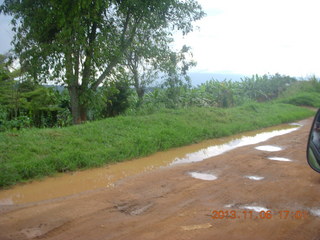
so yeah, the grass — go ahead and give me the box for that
[0,102,314,188]
[276,79,320,108]
[277,92,320,108]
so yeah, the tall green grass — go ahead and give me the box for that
[277,78,320,108]
[278,92,320,108]
[0,103,314,188]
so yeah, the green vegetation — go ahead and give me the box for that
[1,69,320,188]
[278,92,320,108]
[277,76,320,108]
[1,1,320,189]
[0,103,314,188]
[1,0,205,124]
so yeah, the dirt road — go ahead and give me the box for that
[1,118,320,240]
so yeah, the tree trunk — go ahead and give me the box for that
[132,70,144,107]
[136,87,144,107]
[80,105,87,122]
[68,86,88,124]
[69,86,82,125]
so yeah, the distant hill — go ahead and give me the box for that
[43,73,248,90]
[188,72,247,86]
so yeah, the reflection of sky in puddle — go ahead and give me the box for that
[290,123,303,126]
[309,208,320,217]
[241,205,269,212]
[244,176,264,181]
[268,157,291,162]
[255,145,282,152]
[172,128,297,165]
[225,203,269,212]
[189,172,217,181]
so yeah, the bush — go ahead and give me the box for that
[278,92,320,108]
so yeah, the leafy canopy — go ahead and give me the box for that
[0,0,205,87]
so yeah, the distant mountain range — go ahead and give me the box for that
[188,72,248,86]
[45,72,249,90]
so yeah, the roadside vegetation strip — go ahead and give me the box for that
[277,92,320,108]
[0,103,314,188]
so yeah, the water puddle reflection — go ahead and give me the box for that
[255,145,282,152]
[309,208,320,217]
[225,203,269,212]
[244,176,264,181]
[189,172,217,181]
[0,123,300,205]
[172,128,296,165]
[290,123,303,126]
[268,157,292,162]
[241,205,270,212]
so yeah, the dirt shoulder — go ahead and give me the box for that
[1,118,320,240]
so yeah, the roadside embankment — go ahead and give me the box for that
[0,103,314,188]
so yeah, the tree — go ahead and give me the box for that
[0,54,12,101]
[125,42,161,107]
[124,20,174,107]
[0,53,21,119]
[161,45,196,107]
[1,0,205,124]
[102,79,131,117]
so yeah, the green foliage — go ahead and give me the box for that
[281,76,320,96]
[0,103,313,188]
[130,73,295,111]
[160,46,195,108]
[196,79,240,107]
[278,92,320,108]
[1,116,31,131]
[0,71,317,131]
[0,68,10,82]
[0,53,68,130]
[102,80,132,117]
[239,73,296,102]
[277,76,320,108]
[126,88,167,115]
[0,78,70,130]
[0,0,205,123]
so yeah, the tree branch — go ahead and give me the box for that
[91,11,140,90]
[82,21,97,88]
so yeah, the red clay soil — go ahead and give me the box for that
[1,118,320,240]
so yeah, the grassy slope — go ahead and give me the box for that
[276,80,320,108]
[0,103,314,188]
[277,92,320,108]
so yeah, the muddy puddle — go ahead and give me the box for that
[172,128,296,164]
[268,157,292,162]
[310,208,320,217]
[188,172,217,181]
[0,123,300,205]
[244,176,264,181]
[240,205,270,212]
[255,145,283,152]
[224,203,269,212]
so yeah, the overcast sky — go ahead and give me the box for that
[175,0,320,77]
[1,0,320,78]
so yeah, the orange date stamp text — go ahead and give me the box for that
[210,210,309,220]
